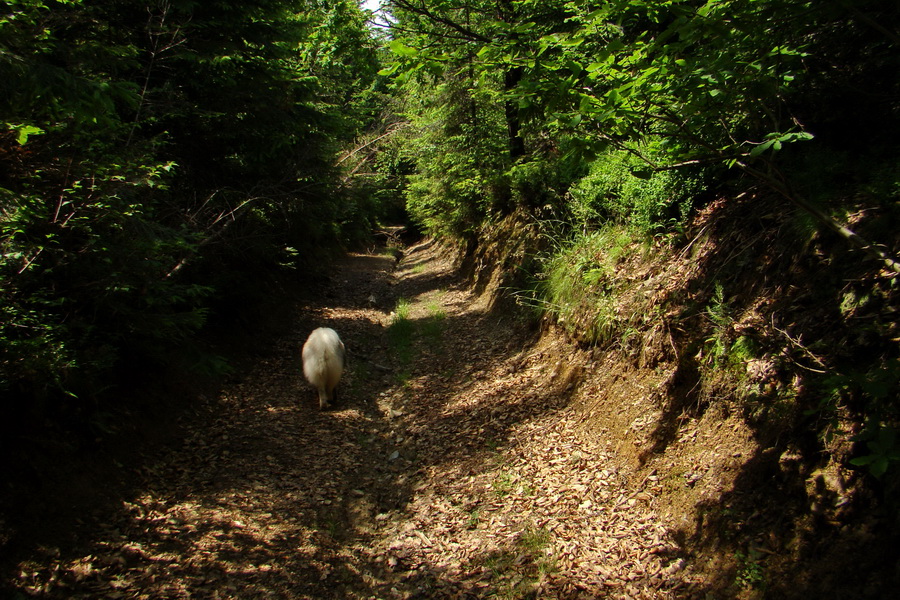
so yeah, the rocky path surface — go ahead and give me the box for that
[11,240,700,599]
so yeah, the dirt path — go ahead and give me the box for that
[11,240,702,599]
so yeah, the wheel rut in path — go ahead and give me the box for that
[9,240,699,599]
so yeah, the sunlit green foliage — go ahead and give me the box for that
[396,56,510,238]
[382,0,898,238]
[536,227,642,345]
[567,144,706,234]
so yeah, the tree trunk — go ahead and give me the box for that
[504,65,525,160]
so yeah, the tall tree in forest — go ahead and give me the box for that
[383,0,578,235]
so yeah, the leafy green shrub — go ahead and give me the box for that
[397,69,509,239]
[405,150,490,239]
[567,145,707,235]
[702,283,761,370]
[0,158,212,406]
[851,425,900,478]
[734,549,767,591]
[506,137,589,209]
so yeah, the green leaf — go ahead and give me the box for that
[12,124,44,145]
[389,40,419,57]
[514,22,536,34]
[749,139,776,157]
[378,62,401,77]
[871,458,889,478]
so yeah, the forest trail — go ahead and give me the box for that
[11,240,701,599]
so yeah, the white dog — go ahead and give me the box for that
[301,327,345,409]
